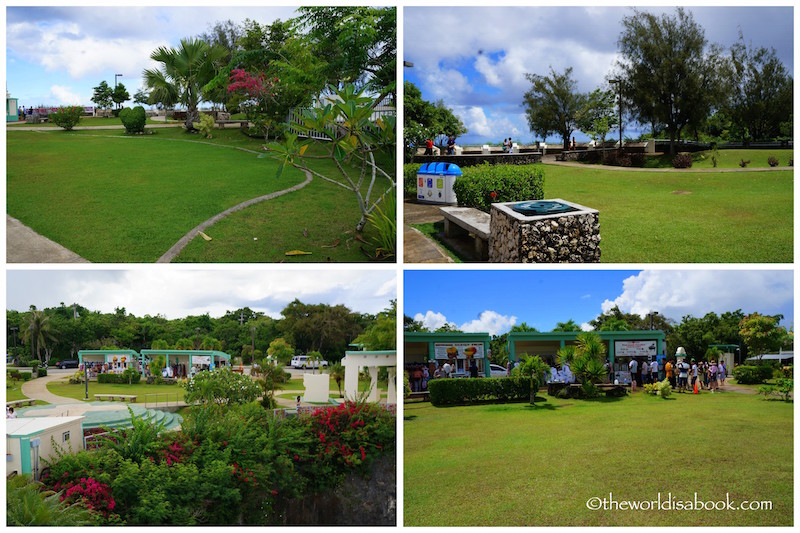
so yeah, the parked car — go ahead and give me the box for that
[490,364,509,377]
[290,355,329,369]
[56,359,79,369]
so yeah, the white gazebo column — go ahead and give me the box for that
[343,360,360,401]
[387,367,396,404]
[368,366,379,402]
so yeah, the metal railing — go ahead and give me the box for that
[144,392,183,409]
[287,99,396,141]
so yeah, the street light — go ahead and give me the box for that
[114,74,123,90]
[649,311,659,330]
[609,79,623,148]
[403,61,414,68]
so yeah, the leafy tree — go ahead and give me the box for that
[184,367,260,405]
[726,35,793,142]
[404,81,467,159]
[143,38,228,130]
[352,300,396,350]
[328,361,345,397]
[739,313,785,360]
[552,319,582,332]
[617,8,723,154]
[306,350,324,375]
[577,87,618,149]
[112,83,130,110]
[597,317,630,332]
[510,322,539,333]
[523,66,585,149]
[267,337,294,365]
[403,314,428,332]
[257,361,286,408]
[561,332,608,386]
[268,84,395,232]
[133,89,150,106]
[91,81,113,111]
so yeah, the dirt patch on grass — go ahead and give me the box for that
[671,190,692,195]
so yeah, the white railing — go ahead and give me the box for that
[287,99,395,141]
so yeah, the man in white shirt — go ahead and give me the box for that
[628,358,638,391]
[650,359,659,382]
[677,360,690,392]
[641,358,650,384]
[442,361,452,378]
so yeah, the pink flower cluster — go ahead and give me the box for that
[60,477,116,517]
[227,69,278,99]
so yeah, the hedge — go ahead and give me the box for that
[429,377,530,406]
[97,370,141,385]
[37,368,47,377]
[404,163,421,197]
[20,372,32,381]
[454,163,545,211]
[733,364,774,385]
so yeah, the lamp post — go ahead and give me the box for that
[649,311,659,330]
[609,79,623,148]
[114,74,123,91]
[195,327,201,350]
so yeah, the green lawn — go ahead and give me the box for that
[7,127,394,262]
[46,381,185,403]
[404,391,792,526]
[543,164,792,262]
[640,149,794,169]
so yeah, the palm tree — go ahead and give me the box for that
[23,310,57,363]
[555,345,576,368]
[143,38,227,130]
[517,354,550,405]
[328,361,345,397]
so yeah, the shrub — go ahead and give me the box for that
[767,155,780,167]
[739,159,750,168]
[97,370,141,385]
[192,113,215,138]
[21,372,33,381]
[672,153,693,168]
[428,377,530,406]
[37,368,48,377]
[454,164,545,211]
[10,371,22,381]
[788,159,793,167]
[404,164,421,197]
[732,364,773,384]
[629,153,646,167]
[119,106,146,134]
[49,106,83,131]
[184,367,260,405]
[657,379,672,398]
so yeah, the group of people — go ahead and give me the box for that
[502,137,514,153]
[627,358,728,393]
[422,136,458,156]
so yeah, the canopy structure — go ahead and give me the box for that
[746,352,793,362]
[139,349,231,370]
[341,350,396,403]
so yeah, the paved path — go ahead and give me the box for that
[7,215,90,263]
[542,154,791,172]
[20,371,76,405]
[403,200,454,263]
[6,123,182,132]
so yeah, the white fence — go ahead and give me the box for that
[287,99,395,141]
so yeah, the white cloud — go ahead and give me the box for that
[451,105,524,140]
[581,322,594,332]
[414,310,452,331]
[49,85,84,105]
[459,310,517,336]
[601,271,793,320]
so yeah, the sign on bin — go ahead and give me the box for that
[416,162,462,204]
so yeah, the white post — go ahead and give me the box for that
[343,359,359,401]
[387,367,396,404]
[368,366,379,402]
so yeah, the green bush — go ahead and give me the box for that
[739,158,751,168]
[454,164,545,211]
[672,153,692,168]
[404,164,421,196]
[21,372,33,381]
[767,155,780,167]
[49,106,83,131]
[192,114,215,138]
[733,364,773,384]
[97,371,141,385]
[756,377,792,401]
[119,106,146,134]
[657,378,672,398]
[37,368,47,377]
[428,377,530,406]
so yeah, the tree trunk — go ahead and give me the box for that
[669,128,676,155]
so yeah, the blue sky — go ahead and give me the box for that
[404,270,793,336]
[404,6,794,146]
[6,7,299,109]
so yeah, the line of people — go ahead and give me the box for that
[628,358,727,393]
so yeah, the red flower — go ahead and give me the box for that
[490,191,498,199]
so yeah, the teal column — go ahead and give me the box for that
[560,339,566,349]
[166,354,170,368]
[78,353,83,365]
[19,437,31,474]
[484,341,490,377]
[609,339,615,366]
[509,338,516,362]
[428,341,435,362]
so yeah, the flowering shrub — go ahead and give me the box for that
[183,367,261,405]
[49,106,83,130]
[227,69,279,141]
[60,477,121,522]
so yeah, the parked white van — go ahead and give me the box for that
[290,355,329,369]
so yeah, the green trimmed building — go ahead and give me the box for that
[404,331,492,377]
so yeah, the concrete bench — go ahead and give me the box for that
[215,120,249,129]
[94,394,137,402]
[6,399,35,408]
[440,207,491,260]
[407,391,430,402]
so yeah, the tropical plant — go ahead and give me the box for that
[328,361,345,397]
[267,83,395,232]
[143,38,228,131]
[364,192,396,260]
[6,476,92,526]
[49,106,83,131]
[23,310,58,364]
[148,354,166,378]
[514,354,550,405]
[306,350,324,375]
[192,113,215,139]
[97,407,166,464]
[257,361,286,408]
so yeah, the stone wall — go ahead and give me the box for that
[489,201,601,263]
[414,152,542,167]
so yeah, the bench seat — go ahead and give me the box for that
[439,207,491,260]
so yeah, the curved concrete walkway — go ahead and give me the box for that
[7,215,90,263]
[157,170,314,262]
[20,371,78,405]
[6,123,182,132]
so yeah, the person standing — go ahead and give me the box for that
[422,365,430,391]
[650,359,659,383]
[446,135,456,155]
[628,358,638,391]
[677,359,690,393]
[641,358,650,385]
[507,137,514,154]
[665,359,675,389]
[424,138,433,155]
[709,361,718,393]
[469,360,479,378]
[502,138,509,152]
[442,360,452,378]
[690,359,698,391]
[718,360,726,388]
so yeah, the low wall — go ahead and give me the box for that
[414,152,542,167]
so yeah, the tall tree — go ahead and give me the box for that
[523,66,585,149]
[577,87,618,149]
[726,35,793,142]
[91,81,113,111]
[617,8,723,154]
[143,37,228,130]
[739,313,785,360]
[112,83,130,110]
[552,319,582,332]
[23,310,58,363]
